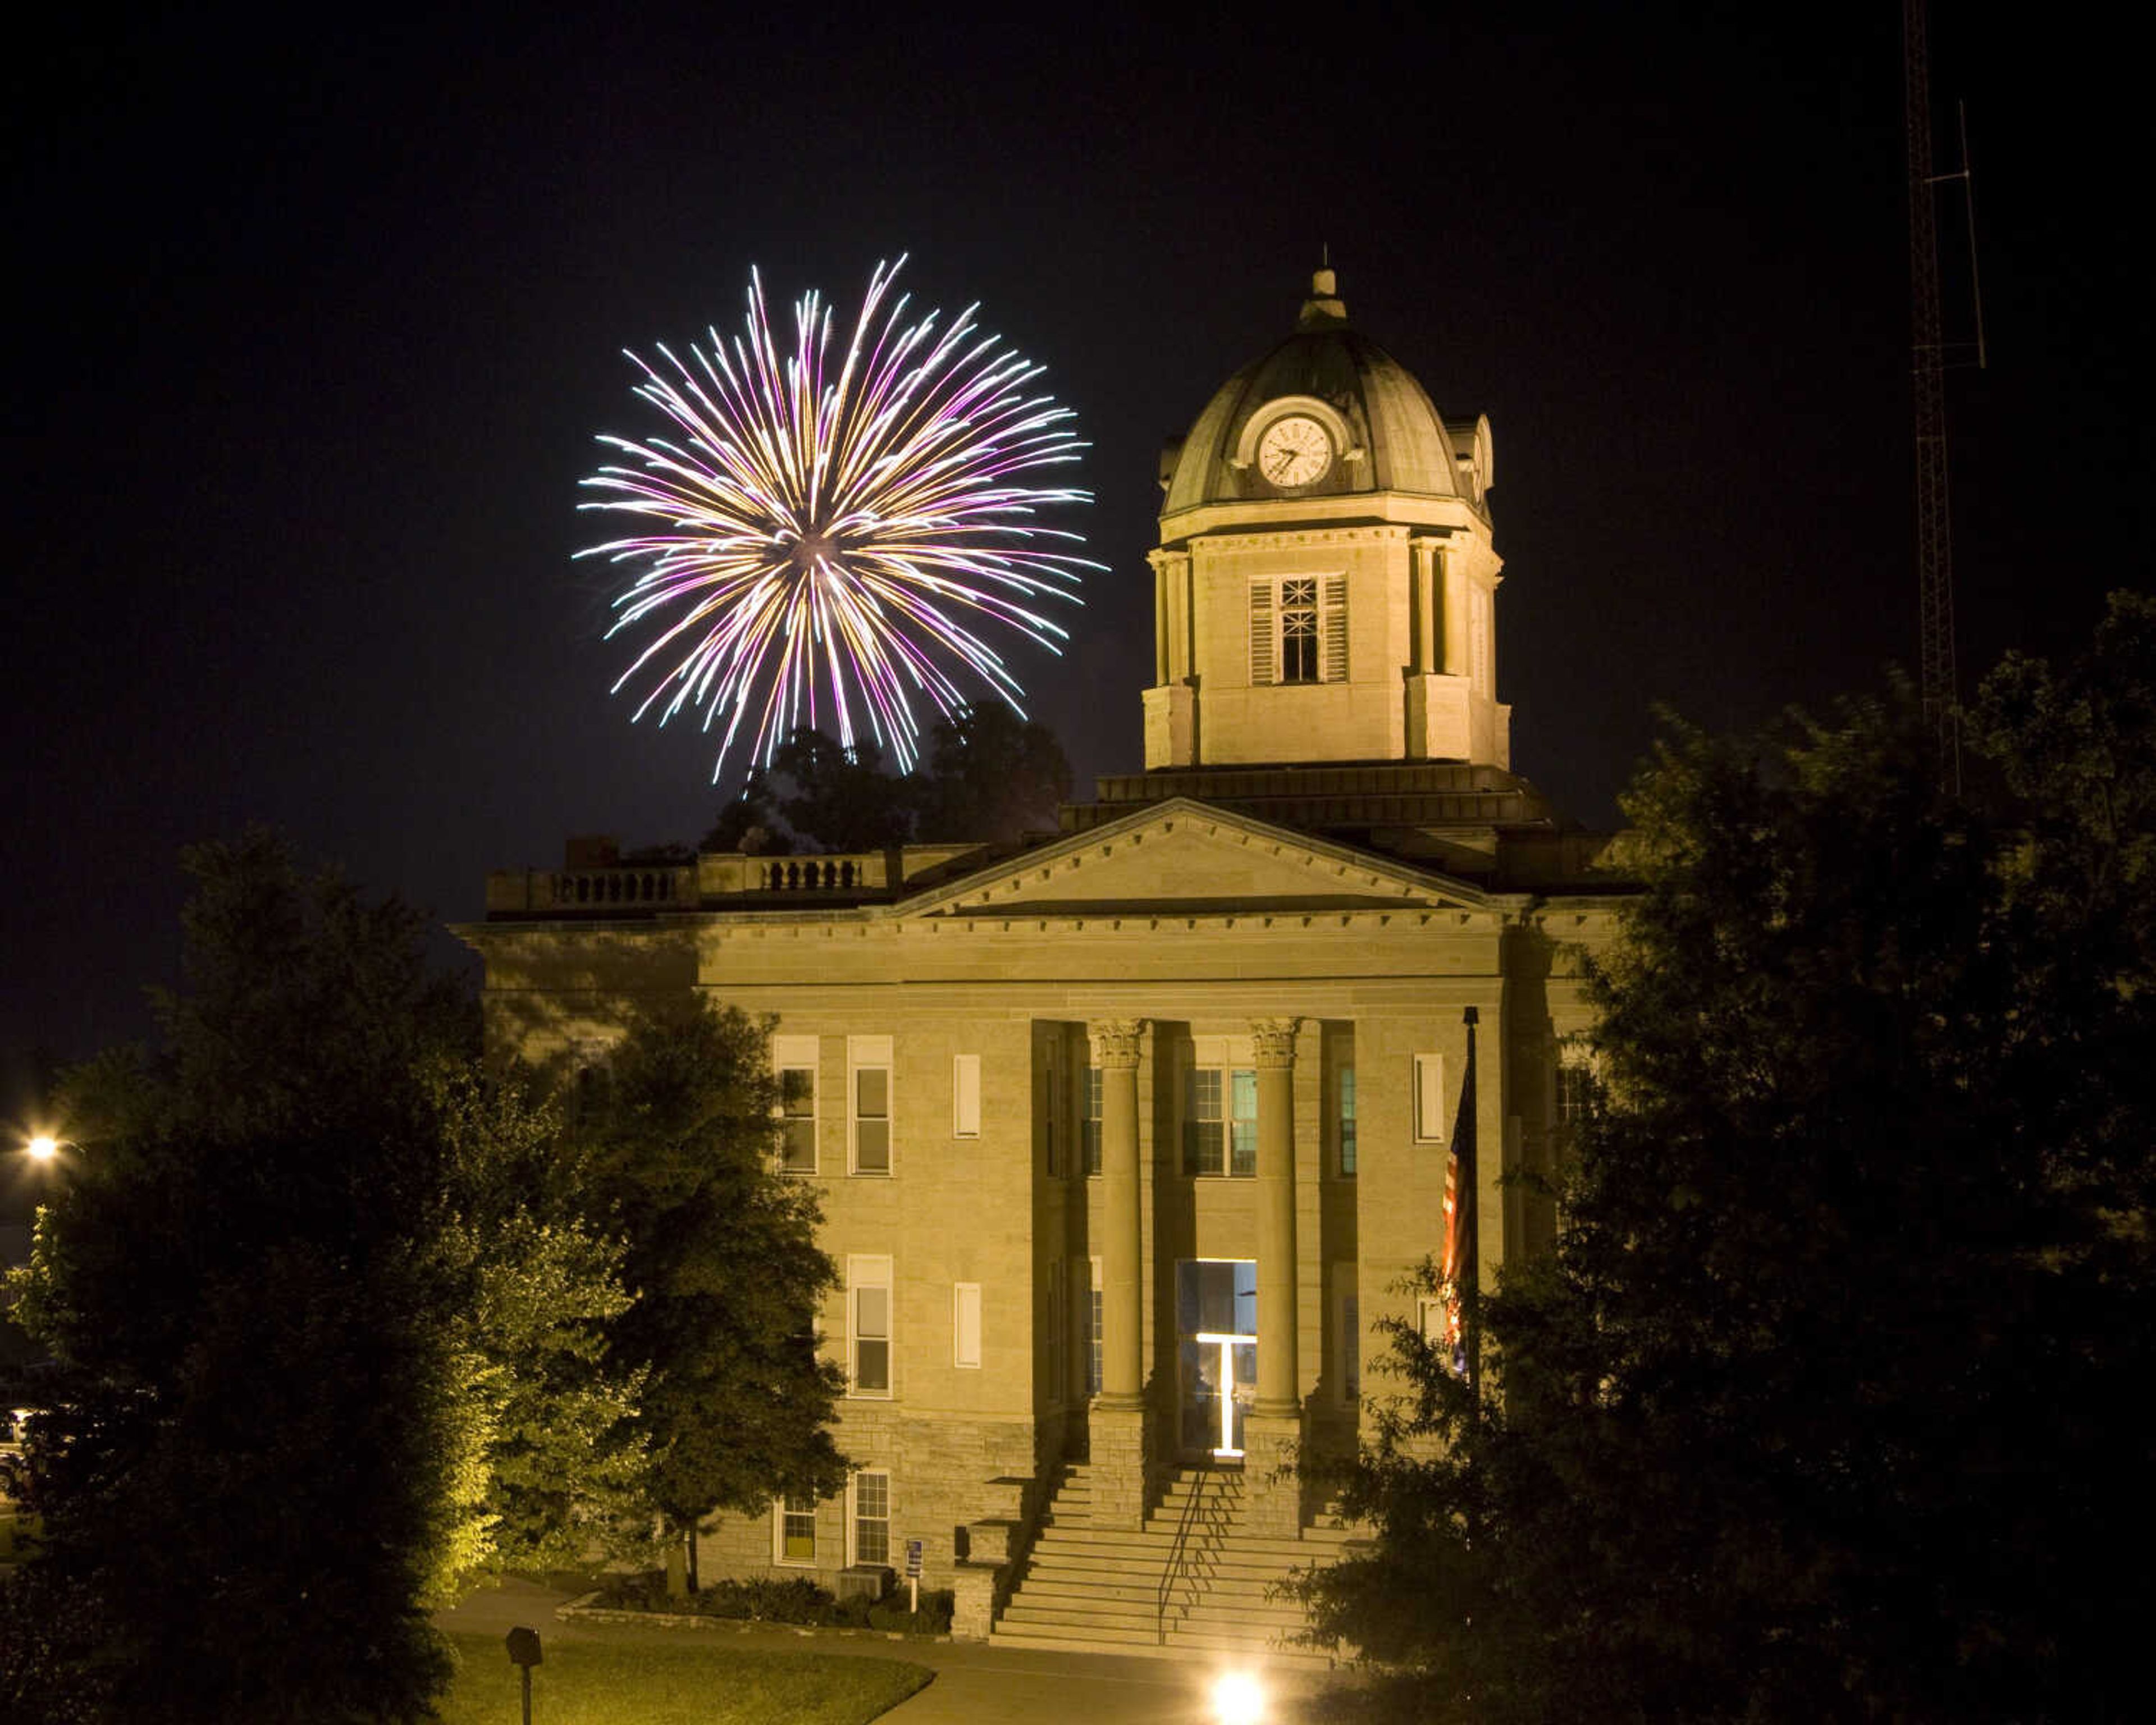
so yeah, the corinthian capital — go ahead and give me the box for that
[1249,1017,1301,1067]
[1088,1018,1146,1069]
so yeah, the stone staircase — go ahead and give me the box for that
[989,1463,1357,1664]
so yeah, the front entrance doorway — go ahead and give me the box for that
[1176,1260,1256,1459]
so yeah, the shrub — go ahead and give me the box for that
[869,1590,954,1635]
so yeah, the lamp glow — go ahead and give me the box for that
[1211,1670,1267,1725]
[25,1134,59,1162]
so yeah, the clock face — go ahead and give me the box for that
[1257,414,1332,488]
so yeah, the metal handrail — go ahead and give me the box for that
[1155,1468,1236,1645]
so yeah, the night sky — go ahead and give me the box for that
[3,6,2139,1092]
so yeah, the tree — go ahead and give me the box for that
[1302,603,2156,1724]
[700,767,792,855]
[425,1061,647,1575]
[573,997,848,1590]
[910,702,1072,842]
[2,832,644,1721]
[3,831,472,1722]
[770,728,915,851]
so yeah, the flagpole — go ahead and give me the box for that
[1461,1005,1481,1403]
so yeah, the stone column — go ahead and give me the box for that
[1088,1017,1149,1530]
[1250,1017,1301,1416]
[1244,1017,1304,1537]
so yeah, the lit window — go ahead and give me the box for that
[1230,1069,1257,1176]
[1338,1064,1358,1177]
[849,1255,892,1396]
[777,1496,816,1565]
[852,1472,890,1567]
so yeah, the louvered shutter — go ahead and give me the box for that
[1249,581,1274,684]
[1322,574,1348,682]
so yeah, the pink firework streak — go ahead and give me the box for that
[578,258,1097,778]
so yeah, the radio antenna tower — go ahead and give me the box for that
[1904,0,1985,792]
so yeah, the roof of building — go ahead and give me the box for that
[1159,267,1475,517]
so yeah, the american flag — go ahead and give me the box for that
[1439,1143,1467,1377]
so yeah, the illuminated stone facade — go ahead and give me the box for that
[458,271,1628,1642]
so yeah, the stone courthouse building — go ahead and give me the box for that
[461,268,1627,1655]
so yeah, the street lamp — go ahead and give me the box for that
[25,1134,61,1162]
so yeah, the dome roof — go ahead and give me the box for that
[1161,269,1473,518]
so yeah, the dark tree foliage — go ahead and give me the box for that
[700,767,792,855]
[1303,596,2156,1724]
[909,702,1073,842]
[709,710,1074,854]
[3,830,472,1724]
[575,998,848,1587]
[769,728,915,851]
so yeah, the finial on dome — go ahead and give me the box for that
[1299,249,1347,328]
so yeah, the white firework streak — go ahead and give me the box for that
[578,257,1097,778]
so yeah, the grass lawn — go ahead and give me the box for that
[437,1631,933,1725]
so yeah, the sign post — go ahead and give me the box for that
[505,1626,542,1725]
[905,1537,923,1613]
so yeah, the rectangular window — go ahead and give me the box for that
[849,1036,892,1175]
[1556,1051,1601,1125]
[953,1053,981,1138]
[852,1472,890,1567]
[953,1282,982,1370]
[1045,1259,1065,1407]
[1229,1067,1258,1175]
[1338,1064,1358,1177]
[1042,1033,1063,1176]
[1250,574,1348,686]
[776,1496,817,1565]
[774,1034,818,1175]
[1184,1066,1223,1175]
[848,1254,892,1397]
[1088,1257,1103,1397]
[1183,1063,1257,1178]
[1082,1065,1103,1176]
[1414,1052,1447,1144]
[1333,1264,1361,1408]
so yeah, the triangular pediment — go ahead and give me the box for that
[893,798,1493,919]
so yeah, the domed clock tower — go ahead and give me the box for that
[1145,267,1506,772]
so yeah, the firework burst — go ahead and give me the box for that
[578,258,1096,778]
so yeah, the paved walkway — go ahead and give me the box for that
[436,1576,1342,1724]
